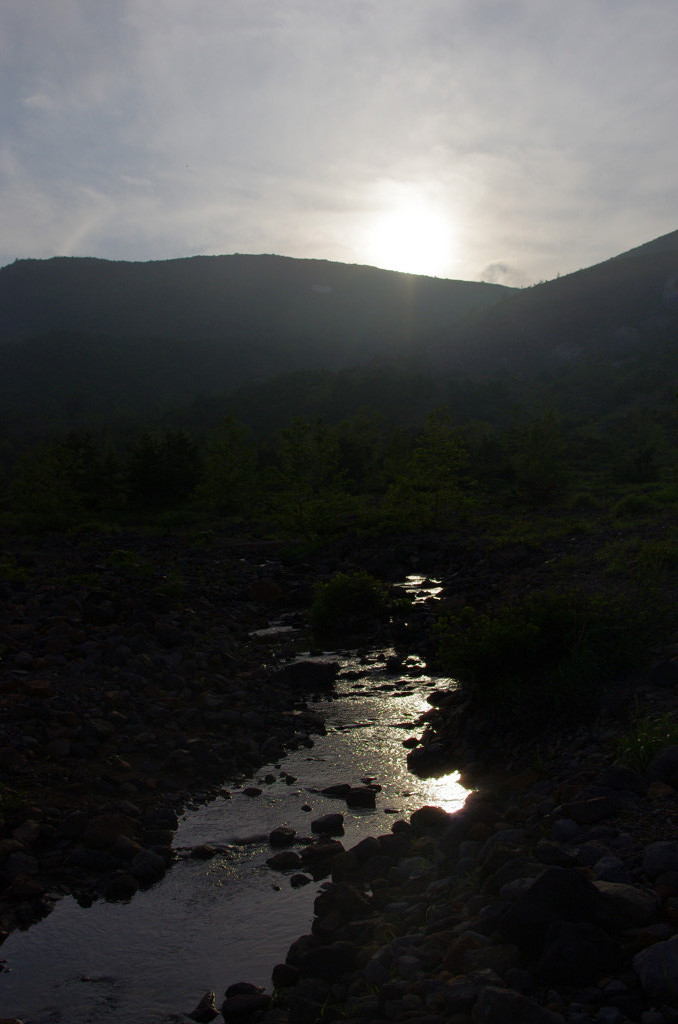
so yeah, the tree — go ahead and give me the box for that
[126,430,201,510]
[197,416,257,515]
[273,418,347,535]
[386,409,469,529]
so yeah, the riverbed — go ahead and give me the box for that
[0,588,466,1024]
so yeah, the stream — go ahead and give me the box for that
[0,578,467,1024]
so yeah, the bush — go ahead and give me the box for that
[614,709,678,772]
[309,570,405,637]
[435,587,660,731]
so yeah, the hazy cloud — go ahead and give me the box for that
[1,1,677,282]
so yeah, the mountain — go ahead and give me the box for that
[0,253,512,355]
[0,230,676,434]
[436,229,678,373]
[0,254,513,428]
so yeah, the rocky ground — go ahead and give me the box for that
[0,528,336,937]
[3,526,678,1024]
[257,671,678,1024]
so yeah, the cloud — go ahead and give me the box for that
[480,262,531,288]
[1,1,677,280]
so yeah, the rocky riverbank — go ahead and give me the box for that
[259,686,678,1024]
[0,528,339,937]
[4,525,678,1024]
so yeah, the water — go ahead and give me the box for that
[0,581,466,1023]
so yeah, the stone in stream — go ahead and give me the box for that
[271,962,300,989]
[267,850,303,871]
[275,660,340,691]
[345,785,377,808]
[187,989,219,1022]
[221,983,270,1022]
[310,813,344,836]
[269,825,296,847]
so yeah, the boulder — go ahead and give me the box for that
[220,993,270,1021]
[345,786,377,808]
[634,936,678,1005]
[276,660,340,691]
[594,880,661,927]
[187,989,219,1022]
[536,920,621,984]
[498,867,610,952]
[648,746,678,788]
[472,984,566,1023]
[267,851,303,871]
[643,841,678,879]
[296,940,359,981]
[311,813,344,836]
[269,826,296,847]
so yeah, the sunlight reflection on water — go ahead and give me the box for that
[0,602,466,1024]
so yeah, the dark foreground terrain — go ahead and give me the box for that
[2,528,678,1024]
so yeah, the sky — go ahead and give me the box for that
[1,1,677,286]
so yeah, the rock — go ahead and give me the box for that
[311,813,344,836]
[649,660,678,689]
[536,920,621,984]
[410,805,453,835]
[498,867,610,953]
[559,798,616,825]
[535,840,578,868]
[130,849,166,883]
[472,984,566,1023]
[345,786,377,808]
[225,983,264,998]
[81,813,136,850]
[4,852,39,878]
[599,764,646,794]
[296,940,359,980]
[267,851,303,871]
[594,880,661,927]
[321,784,352,799]
[634,936,678,1005]
[220,993,271,1021]
[269,826,296,847]
[290,874,312,888]
[593,855,630,883]
[242,787,262,798]
[187,989,219,1022]
[648,746,678,788]
[272,963,300,989]
[103,872,139,901]
[190,845,218,860]
[643,841,678,879]
[277,660,340,691]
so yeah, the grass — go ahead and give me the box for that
[614,708,678,772]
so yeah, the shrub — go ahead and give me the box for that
[435,587,661,731]
[310,570,406,637]
[614,709,678,772]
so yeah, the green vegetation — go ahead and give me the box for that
[614,707,678,772]
[309,571,408,638]
[435,587,665,731]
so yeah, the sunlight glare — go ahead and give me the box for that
[362,186,458,278]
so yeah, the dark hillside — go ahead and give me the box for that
[438,234,678,372]
[0,254,512,354]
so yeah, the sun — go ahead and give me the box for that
[361,186,458,278]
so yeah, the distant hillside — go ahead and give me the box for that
[438,231,678,373]
[0,254,514,429]
[0,232,677,435]
[0,253,512,352]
